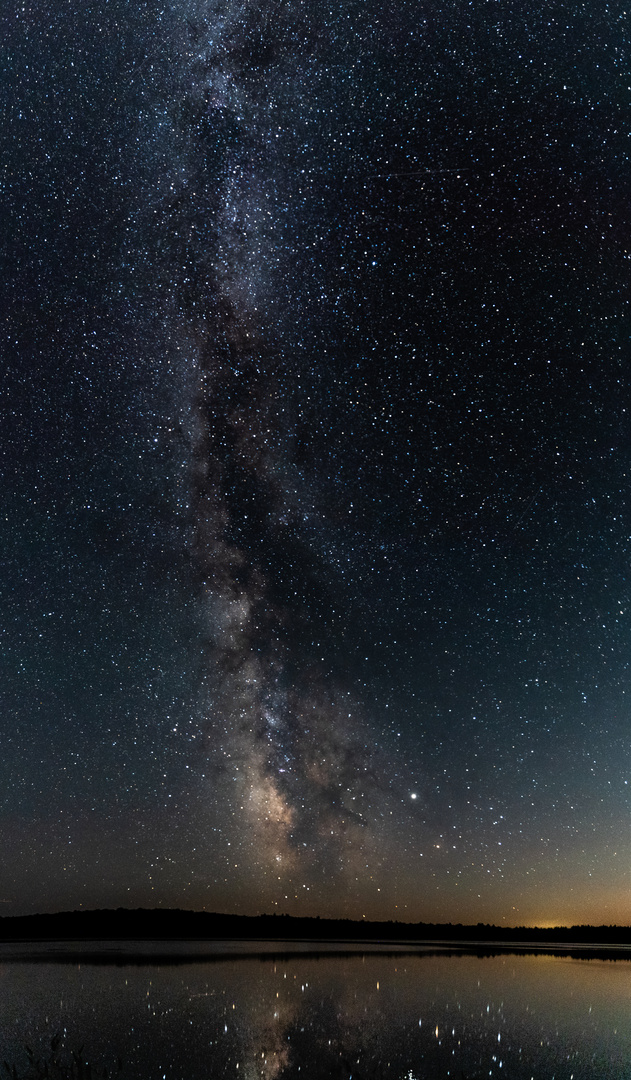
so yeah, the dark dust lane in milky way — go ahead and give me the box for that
[172,0,400,910]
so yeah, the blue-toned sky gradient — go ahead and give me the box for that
[2,0,631,926]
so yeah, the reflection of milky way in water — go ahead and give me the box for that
[3,950,631,1080]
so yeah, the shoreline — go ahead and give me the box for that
[3,936,631,964]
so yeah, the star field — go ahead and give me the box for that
[1,0,631,926]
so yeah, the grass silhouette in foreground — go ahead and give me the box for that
[3,1036,123,1080]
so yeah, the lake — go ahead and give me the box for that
[1,942,630,1079]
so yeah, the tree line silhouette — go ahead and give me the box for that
[1,908,630,946]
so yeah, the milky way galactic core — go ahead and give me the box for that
[2,0,630,924]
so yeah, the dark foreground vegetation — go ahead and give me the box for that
[3,1035,123,1079]
[1,908,630,946]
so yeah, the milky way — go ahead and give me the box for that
[2,0,631,924]
[175,0,400,907]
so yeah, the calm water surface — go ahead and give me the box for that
[1,942,630,1079]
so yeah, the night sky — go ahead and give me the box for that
[2,0,631,927]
